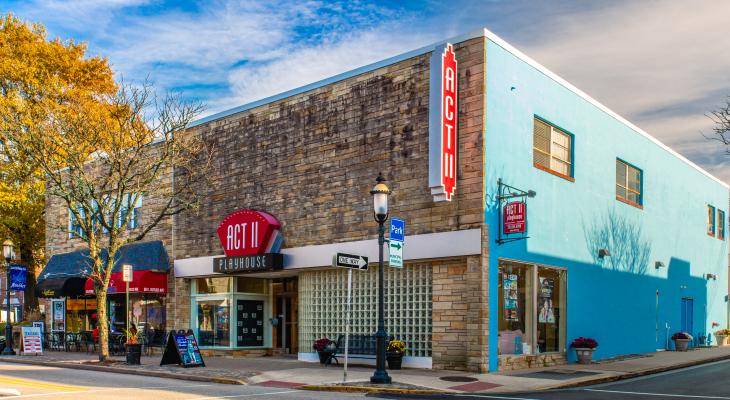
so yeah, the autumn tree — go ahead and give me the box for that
[1,14,118,313]
[2,15,211,360]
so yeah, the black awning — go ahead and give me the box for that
[36,240,170,298]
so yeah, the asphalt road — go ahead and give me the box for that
[380,358,730,400]
[0,361,370,399]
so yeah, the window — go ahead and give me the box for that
[616,159,642,207]
[69,206,85,239]
[708,205,716,236]
[533,117,573,181]
[119,194,143,229]
[498,260,566,356]
[719,210,726,240]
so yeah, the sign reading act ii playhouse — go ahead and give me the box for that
[503,201,526,234]
[214,210,284,273]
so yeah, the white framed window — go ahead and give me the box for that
[616,159,642,207]
[533,117,573,180]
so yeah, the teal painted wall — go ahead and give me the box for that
[484,38,729,371]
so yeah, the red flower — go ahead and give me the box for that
[570,337,598,349]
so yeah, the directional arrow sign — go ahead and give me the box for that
[333,253,369,271]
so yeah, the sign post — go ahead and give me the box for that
[332,253,369,382]
[122,264,132,335]
[389,218,405,268]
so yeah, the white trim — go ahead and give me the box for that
[297,352,432,369]
[174,228,481,278]
[189,28,727,188]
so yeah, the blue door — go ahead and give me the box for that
[681,298,694,335]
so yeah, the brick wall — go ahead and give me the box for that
[173,37,485,259]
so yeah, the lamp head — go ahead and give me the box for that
[370,173,390,220]
[2,240,14,262]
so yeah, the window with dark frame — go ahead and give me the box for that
[616,159,642,207]
[708,205,716,236]
[718,209,725,240]
[533,117,573,181]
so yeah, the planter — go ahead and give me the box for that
[125,343,142,365]
[674,338,690,352]
[386,352,403,370]
[574,347,595,364]
[317,351,333,364]
[716,335,728,347]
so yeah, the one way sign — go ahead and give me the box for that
[333,253,369,271]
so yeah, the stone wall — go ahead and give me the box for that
[498,353,568,371]
[173,37,485,260]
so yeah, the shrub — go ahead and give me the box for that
[671,332,692,340]
[387,340,406,354]
[313,338,333,352]
[570,337,598,349]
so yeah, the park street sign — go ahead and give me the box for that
[389,217,405,268]
[332,253,368,271]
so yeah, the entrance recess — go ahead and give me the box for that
[272,278,298,354]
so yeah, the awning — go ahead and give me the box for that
[84,270,167,295]
[36,240,170,298]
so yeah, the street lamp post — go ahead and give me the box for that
[370,173,392,384]
[2,240,15,356]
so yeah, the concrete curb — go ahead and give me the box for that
[301,384,449,395]
[540,353,730,391]
[0,357,247,385]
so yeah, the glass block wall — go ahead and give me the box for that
[299,263,432,357]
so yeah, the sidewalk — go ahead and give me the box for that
[1,347,730,394]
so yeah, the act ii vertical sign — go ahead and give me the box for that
[503,201,526,234]
[428,42,458,202]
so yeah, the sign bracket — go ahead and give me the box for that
[496,178,534,245]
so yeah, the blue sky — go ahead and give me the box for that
[5,0,730,181]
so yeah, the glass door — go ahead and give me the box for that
[197,298,230,347]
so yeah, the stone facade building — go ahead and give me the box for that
[40,28,729,373]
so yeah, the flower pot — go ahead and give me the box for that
[674,338,690,351]
[386,352,403,370]
[574,348,595,364]
[318,351,333,364]
[716,335,728,347]
[125,343,142,365]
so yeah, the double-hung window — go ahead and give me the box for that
[69,206,85,238]
[708,205,716,236]
[616,159,642,208]
[533,117,573,180]
[718,209,725,240]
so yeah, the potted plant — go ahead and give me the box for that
[672,332,693,351]
[570,337,598,364]
[313,338,335,364]
[122,327,142,365]
[716,329,730,347]
[386,340,406,370]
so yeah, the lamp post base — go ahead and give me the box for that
[370,370,392,384]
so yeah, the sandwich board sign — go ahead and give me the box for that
[21,326,42,355]
[160,331,205,368]
[389,217,405,268]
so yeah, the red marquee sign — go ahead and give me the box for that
[429,43,458,202]
[216,210,283,257]
[503,201,526,234]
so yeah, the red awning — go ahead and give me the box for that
[84,270,167,295]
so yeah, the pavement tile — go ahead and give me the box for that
[255,380,306,388]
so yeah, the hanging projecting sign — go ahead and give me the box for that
[503,201,526,234]
[9,265,27,291]
[428,42,458,202]
[214,210,284,274]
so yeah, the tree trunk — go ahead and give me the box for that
[96,289,109,361]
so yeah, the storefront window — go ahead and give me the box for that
[537,267,566,353]
[498,260,567,356]
[236,277,267,294]
[194,277,232,294]
[498,261,534,355]
[130,297,166,332]
[66,299,97,332]
[197,299,230,347]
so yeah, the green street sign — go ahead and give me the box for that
[389,240,403,268]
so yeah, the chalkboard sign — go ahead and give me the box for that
[160,331,205,368]
[236,300,264,347]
